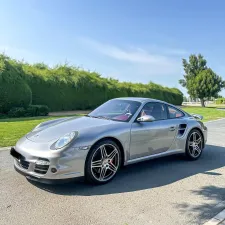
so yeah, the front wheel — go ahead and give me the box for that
[85,139,122,184]
[185,129,204,160]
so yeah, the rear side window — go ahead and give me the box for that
[168,106,184,119]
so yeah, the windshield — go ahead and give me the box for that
[88,99,141,122]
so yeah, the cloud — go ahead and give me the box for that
[80,38,175,64]
[79,37,184,76]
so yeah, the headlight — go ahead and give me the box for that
[55,131,78,149]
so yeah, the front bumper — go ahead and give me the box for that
[14,165,83,184]
[11,145,88,184]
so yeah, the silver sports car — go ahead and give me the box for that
[11,97,207,184]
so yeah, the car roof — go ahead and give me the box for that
[111,97,188,116]
[114,97,166,104]
[113,97,188,116]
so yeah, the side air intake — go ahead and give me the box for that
[178,124,187,137]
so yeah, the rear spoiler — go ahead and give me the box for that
[191,114,203,120]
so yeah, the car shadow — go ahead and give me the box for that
[30,144,225,196]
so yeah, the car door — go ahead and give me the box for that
[163,103,186,140]
[129,102,175,160]
[130,102,167,159]
[158,104,181,152]
[151,104,186,153]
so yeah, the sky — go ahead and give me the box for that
[1,0,225,96]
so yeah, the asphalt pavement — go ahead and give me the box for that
[1,119,225,225]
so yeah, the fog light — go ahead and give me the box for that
[51,168,57,173]
[36,160,50,166]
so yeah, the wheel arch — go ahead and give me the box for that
[85,137,125,172]
[187,127,205,148]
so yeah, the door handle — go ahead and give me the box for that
[169,126,176,131]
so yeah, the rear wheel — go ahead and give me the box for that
[85,139,121,184]
[185,129,204,160]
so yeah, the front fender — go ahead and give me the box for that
[71,123,131,162]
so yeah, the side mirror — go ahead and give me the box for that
[137,115,155,122]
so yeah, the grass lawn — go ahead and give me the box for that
[1,107,225,147]
[0,115,79,147]
[182,106,225,122]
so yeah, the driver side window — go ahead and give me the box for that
[140,102,167,121]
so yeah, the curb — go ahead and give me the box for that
[204,118,225,124]
[0,147,11,152]
[203,208,225,225]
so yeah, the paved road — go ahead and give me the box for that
[1,120,225,225]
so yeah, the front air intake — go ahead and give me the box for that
[34,158,50,174]
[20,159,30,169]
[34,164,49,174]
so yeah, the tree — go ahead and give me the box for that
[183,96,188,102]
[179,54,224,107]
[215,94,223,99]
[191,69,224,106]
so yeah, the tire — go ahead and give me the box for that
[85,139,122,184]
[185,129,204,160]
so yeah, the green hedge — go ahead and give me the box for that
[0,54,183,112]
[215,98,225,104]
[0,55,32,113]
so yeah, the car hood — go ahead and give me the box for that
[26,116,117,143]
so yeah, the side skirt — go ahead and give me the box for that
[125,149,184,165]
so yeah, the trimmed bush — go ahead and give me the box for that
[8,105,49,118]
[8,107,26,117]
[26,105,49,116]
[37,105,49,116]
[0,113,8,119]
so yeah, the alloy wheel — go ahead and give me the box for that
[91,144,120,182]
[188,132,202,158]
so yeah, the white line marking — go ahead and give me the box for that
[203,208,225,225]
